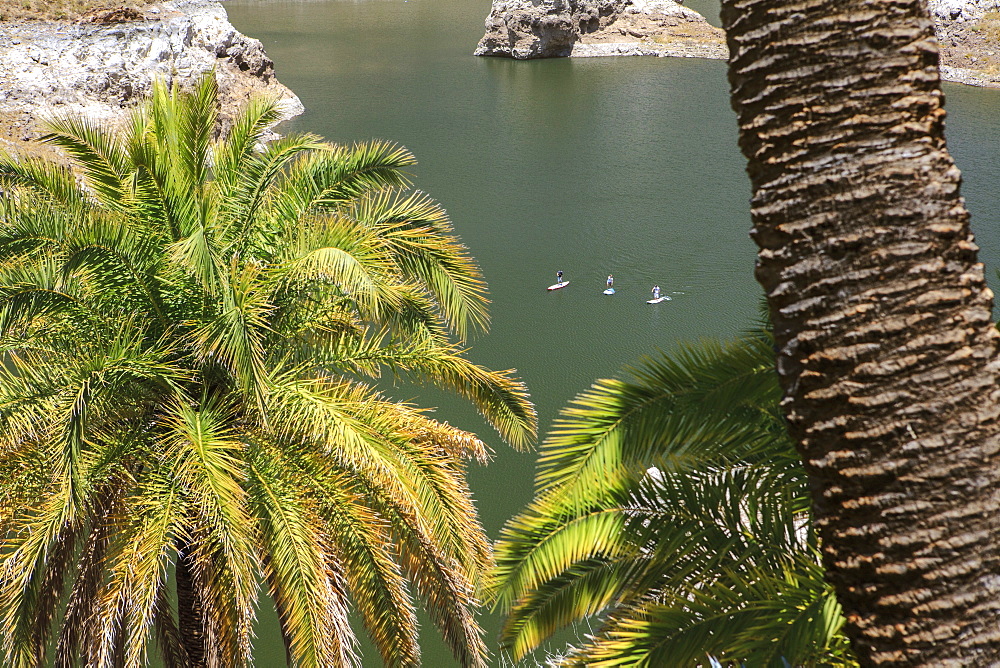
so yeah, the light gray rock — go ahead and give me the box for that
[474,0,703,59]
[927,0,1000,21]
[474,0,620,59]
[0,0,303,136]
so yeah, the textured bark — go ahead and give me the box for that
[176,546,207,668]
[721,0,1000,664]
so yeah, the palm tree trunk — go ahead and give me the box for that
[176,544,207,667]
[720,0,1000,663]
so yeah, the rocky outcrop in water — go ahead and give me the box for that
[0,0,302,149]
[473,0,722,59]
[475,0,626,59]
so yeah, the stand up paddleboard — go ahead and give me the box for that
[548,281,570,291]
[603,288,615,295]
[647,296,671,304]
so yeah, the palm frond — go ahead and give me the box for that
[61,217,171,326]
[213,94,288,197]
[348,189,490,339]
[177,74,217,187]
[492,330,853,666]
[158,398,259,664]
[0,152,84,207]
[325,482,422,668]
[56,489,121,668]
[381,493,489,668]
[249,446,358,667]
[0,483,76,667]
[92,471,183,668]
[0,200,78,262]
[569,555,852,668]
[40,116,132,211]
[535,334,782,498]
[0,258,86,338]
[269,140,416,225]
[188,261,272,406]
[366,335,537,450]
[266,374,492,563]
[218,133,325,258]
[273,214,397,320]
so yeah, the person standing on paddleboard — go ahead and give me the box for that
[652,285,660,300]
[557,270,564,285]
[607,274,614,289]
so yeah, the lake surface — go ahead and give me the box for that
[224,0,1000,663]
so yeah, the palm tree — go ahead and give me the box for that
[488,330,856,666]
[719,0,1000,663]
[0,74,536,667]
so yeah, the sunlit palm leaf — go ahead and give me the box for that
[0,483,76,667]
[325,482,422,667]
[40,116,132,211]
[369,335,536,450]
[491,332,854,666]
[158,399,258,664]
[269,140,416,226]
[0,73,533,668]
[348,189,490,339]
[219,133,325,257]
[249,444,358,667]
[214,95,287,198]
[94,473,185,668]
[535,334,781,497]
[0,153,83,207]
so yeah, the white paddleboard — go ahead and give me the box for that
[603,288,615,295]
[547,281,570,291]
[647,296,671,304]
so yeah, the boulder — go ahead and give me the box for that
[474,0,623,59]
[474,0,706,59]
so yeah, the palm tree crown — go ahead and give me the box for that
[488,330,855,666]
[0,75,536,667]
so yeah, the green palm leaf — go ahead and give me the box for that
[0,73,533,667]
[249,445,357,667]
[535,334,782,499]
[0,152,83,207]
[266,140,416,241]
[40,116,133,212]
[348,189,490,339]
[491,331,855,666]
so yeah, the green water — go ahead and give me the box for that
[223,0,1000,663]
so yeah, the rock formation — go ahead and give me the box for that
[928,0,1000,87]
[0,0,302,149]
[928,0,1000,21]
[474,0,721,59]
[475,0,625,59]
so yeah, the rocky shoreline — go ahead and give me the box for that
[476,0,1000,89]
[0,0,301,155]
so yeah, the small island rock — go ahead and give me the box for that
[474,0,724,60]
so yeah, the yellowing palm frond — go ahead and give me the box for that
[0,72,532,667]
